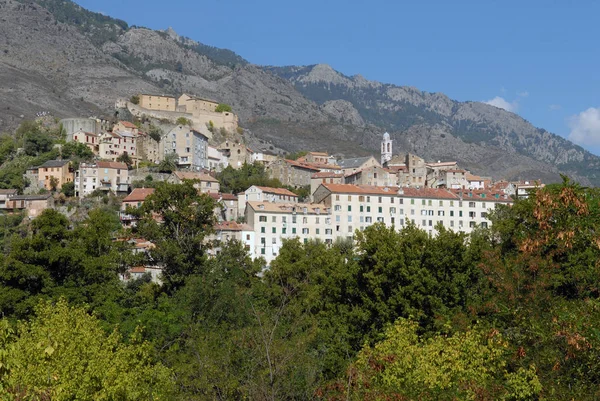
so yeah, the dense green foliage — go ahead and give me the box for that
[215,103,233,113]
[176,116,192,126]
[217,162,284,194]
[1,179,600,399]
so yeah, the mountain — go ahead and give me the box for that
[1,0,599,185]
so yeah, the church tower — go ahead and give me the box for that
[381,132,392,165]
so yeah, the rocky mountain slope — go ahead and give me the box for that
[1,0,599,185]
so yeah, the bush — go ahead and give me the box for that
[176,117,192,126]
[215,103,232,113]
[130,95,140,105]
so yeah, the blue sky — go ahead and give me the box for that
[76,0,600,154]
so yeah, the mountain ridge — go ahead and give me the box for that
[1,0,599,185]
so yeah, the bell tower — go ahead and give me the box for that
[381,132,392,165]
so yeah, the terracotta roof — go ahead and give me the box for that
[214,221,245,231]
[119,121,137,129]
[302,162,341,170]
[174,171,219,182]
[449,189,512,202]
[209,192,238,201]
[247,201,328,214]
[311,171,344,179]
[252,186,298,197]
[426,161,458,167]
[97,161,128,169]
[123,188,155,202]
[0,189,18,195]
[129,266,147,273]
[284,159,321,171]
[319,183,461,200]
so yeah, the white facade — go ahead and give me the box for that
[381,132,392,165]
[237,185,299,218]
[245,201,334,264]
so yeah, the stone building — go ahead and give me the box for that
[162,126,209,171]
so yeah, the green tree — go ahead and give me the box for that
[215,103,232,113]
[158,152,178,173]
[0,299,173,400]
[176,117,192,126]
[321,319,541,400]
[116,152,133,168]
[61,181,75,197]
[49,176,59,191]
[130,94,140,104]
[60,141,94,160]
[217,162,283,194]
[132,181,216,291]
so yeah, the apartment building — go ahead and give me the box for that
[71,129,100,154]
[75,161,129,197]
[218,140,250,169]
[163,125,209,170]
[237,185,298,216]
[32,160,73,190]
[310,172,345,201]
[207,221,255,258]
[138,94,177,111]
[313,183,512,237]
[210,193,239,222]
[245,201,333,264]
[267,158,321,187]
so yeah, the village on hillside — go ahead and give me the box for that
[0,93,543,281]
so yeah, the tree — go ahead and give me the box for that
[320,319,542,400]
[215,103,232,113]
[130,94,140,104]
[217,162,283,194]
[132,181,216,291]
[60,141,93,160]
[49,176,59,191]
[0,299,173,399]
[176,117,192,126]
[116,152,133,168]
[157,152,178,173]
[61,181,75,197]
[148,124,162,142]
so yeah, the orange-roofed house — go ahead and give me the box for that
[207,221,254,257]
[310,171,345,201]
[120,188,155,227]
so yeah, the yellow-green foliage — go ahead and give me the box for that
[0,299,173,400]
[348,319,541,400]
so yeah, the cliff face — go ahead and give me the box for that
[2,0,599,185]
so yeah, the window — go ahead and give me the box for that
[367,196,371,202]
[422,220,427,226]
[411,199,415,205]
[334,205,341,211]
[246,234,250,241]
[390,207,396,214]
[481,212,488,218]
[259,216,267,222]
[302,228,309,234]
[469,211,476,218]
[469,202,476,208]
[438,210,444,216]
[347,205,352,212]
[422,200,426,205]
[325,229,332,235]
[348,226,353,232]
[450,201,454,207]
[347,195,352,201]
[272,227,276,233]
[316,217,320,224]
[272,216,277,223]
[377,217,384,222]
[359,196,365,202]
[470,221,476,227]
[292,216,297,224]
[367,206,371,213]
[261,237,266,244]
[272,237,277,244]
[481,222,488,228]
[378,207,382,213]
[439,200,443,206]
[378,197,382,203]
[428,210,434,216]
[292,227,297,234]
[399,198,403,204]
[302,217,308,224]
[450,211,454,217]
[316,228,320,235]
[400,218,404,225]
[482,202,486,208]
[450,220,454,227]
[261,227,265,233]
[360,205,364,212]
[429,220,433,226]
[282,228,287,234]
[348,216,352,222]
[360,216,364,223]
[459,211,463,217]
[261,248,266,255]
[336,225,341,232]
[282,216,287,223]
[335,195,340,201]
[411,209,415,215]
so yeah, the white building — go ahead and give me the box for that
[75,161,130,197]
[237,185,298,217]
[245,201,333,264]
